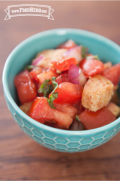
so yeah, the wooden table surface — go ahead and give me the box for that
[0,1,120,180]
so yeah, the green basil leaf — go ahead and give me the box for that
[51,77,58,91]
[38,77,58,109]
[87,55,100,60]
[25,65,35,71]
[75,115,81,123]
[48,92,58,109]
[81,46,87,59]
[38,79,53,97]
[94,55,100,60]
[47,77,58,109]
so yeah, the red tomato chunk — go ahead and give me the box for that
[56,72,69,84]
[102,63,120,85]
[51,57,77,71]
[57,40,77,49]
[50,82,83,104]
[79,107,116,130]
[80,59,104,77]
[30,67,43,83]
[28,97,72,129]
[14,70,37,104]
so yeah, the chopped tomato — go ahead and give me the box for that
[28,97,54,124]
[30,67,43,83]
[57,40,77,49]
[102,63,120,85]
[56,72,69,84]
[47,66,57,73]
[30,67,43,96]
[53,110,72,129]
[54,103,77,119]
[28,97,72,129]
[50,82,83,104]
[79,59,104,77]
[79,107,116,130]
[14,70,37,104]
[51,57,77,71]
[37,70,57,84]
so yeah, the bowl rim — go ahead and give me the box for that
[2,28,120,136]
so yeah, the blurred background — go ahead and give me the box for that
[0,1,120,180]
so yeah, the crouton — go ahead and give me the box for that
[106,102,120,117]
[104,62,112,69]
[37,49,67,59]
[33,49,67,68]
[82,75,114,112]
[20,102,33,114]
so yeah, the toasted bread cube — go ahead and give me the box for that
[33,49,67,68]
[82,75,114,112]
[20,102,33,114]
[36,49,67,59]
[104,62,112,69]
[106,102,120,117]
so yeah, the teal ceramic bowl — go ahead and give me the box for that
[2,29,120,152]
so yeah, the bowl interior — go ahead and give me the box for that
[3,29,120,111]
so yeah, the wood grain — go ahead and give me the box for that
[0,1,120,180]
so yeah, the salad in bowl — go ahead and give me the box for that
[14,39,120,131]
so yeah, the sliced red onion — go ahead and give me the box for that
[68,64,87,87]
[62,46,82,63]
[79,69,87,87]
[68,64,80,80]
[32,54,44,66]
[70,77,79,84]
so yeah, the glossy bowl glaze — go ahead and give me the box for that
[2,29,120,152]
